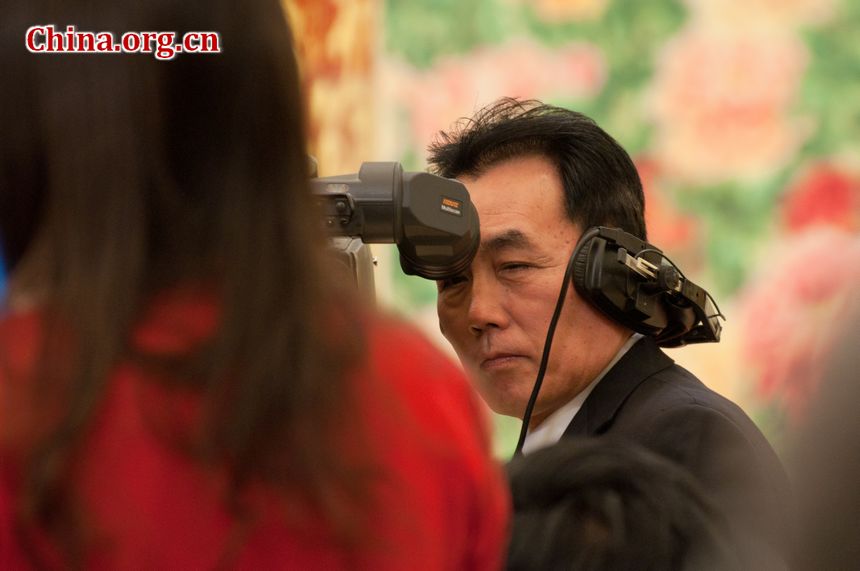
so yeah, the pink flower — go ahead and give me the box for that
[737,228,860,421]
[648,27,810,183]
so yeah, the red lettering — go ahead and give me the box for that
[45,25,64,51]
[199,32,220,52]
[25,25,221,58]
[25,26,46,52]
[140,31,156,51]
[76,31,96,51]
[183,32,220,53]
[155,32,176,60]
[122,32,140,52]
[96,32,113,52]
[184,32,200,53]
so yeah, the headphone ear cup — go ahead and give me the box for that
[571,236,595,294]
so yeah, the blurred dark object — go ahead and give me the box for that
[790,316,860,570]
[506,438,741,571]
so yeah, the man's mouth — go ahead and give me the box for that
[480,353,526,371]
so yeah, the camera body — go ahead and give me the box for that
[311,162,480,286]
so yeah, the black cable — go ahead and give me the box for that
[513,227,600,457]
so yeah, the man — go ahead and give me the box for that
[428,98,791,567]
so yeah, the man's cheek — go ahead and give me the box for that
[437,309,464,345]
[436,305,452,337]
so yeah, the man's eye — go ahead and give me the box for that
[437,275,468,291]
[500,262,531,272]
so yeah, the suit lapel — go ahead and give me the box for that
[562,337,674,438]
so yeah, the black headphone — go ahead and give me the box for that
[513,226,724,455]
[572,226,722,348]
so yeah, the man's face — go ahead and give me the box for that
[436,154,628,426]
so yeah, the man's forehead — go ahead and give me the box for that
[479,222,583,255]
[480,228,537,252]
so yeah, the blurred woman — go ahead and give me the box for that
[0,1,508,568]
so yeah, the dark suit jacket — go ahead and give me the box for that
[563,337,792,568]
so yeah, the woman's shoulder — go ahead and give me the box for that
[362,312,468,392]
[356,311,494,451]
[0,307,45,376]
[0,308,56,458]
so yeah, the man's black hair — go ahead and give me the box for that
[427,98,647,240]
[506,439,740,570]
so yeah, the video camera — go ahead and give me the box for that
[311,162,480,294]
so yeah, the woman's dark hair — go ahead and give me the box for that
[1,0,365,563]
[506,439,740,571]
[427,98,647,240]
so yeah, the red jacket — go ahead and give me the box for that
[0,296,510,569]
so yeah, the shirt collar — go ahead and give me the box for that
[521,333,644,455]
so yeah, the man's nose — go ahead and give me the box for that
[467,272,509,335]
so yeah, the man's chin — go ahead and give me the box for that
[475,380,532,420]
[486,400,529,420]
[460,362,533,414]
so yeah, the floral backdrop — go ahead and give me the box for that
[0,1,853,457]
[280,0,857,455]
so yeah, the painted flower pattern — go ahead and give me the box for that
[781,163,860,233]
[649,26,810,183]
[285,0,860,447]
[738,228,860,421]
[383,39,606,161]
